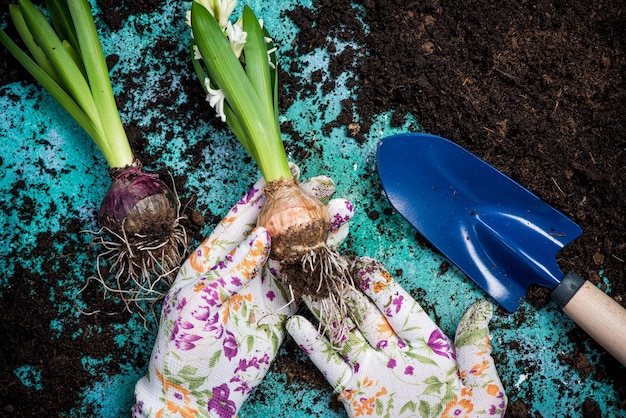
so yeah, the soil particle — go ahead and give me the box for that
[506,399,529,418]
[582,399,602,418]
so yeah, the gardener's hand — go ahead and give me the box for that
[132,168,354,418]
[286,257,507,418]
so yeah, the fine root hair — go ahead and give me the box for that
[284,245,357,348]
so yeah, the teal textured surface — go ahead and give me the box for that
[1,1,623,416]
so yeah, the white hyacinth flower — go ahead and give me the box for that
[195,0,237,29]
[266,46,277,69]
[226,21,247,58]
[256,18,277,69]
[193,44,202,61]
[204,78,226,122]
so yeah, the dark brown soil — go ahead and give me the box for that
[1,0,624,416]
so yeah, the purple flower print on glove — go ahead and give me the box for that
[223,330,238,360]
[170,318,202,351]
[233,186,262,214]
[234,353,270,373]
[207,384,237,418]
[428,328,454,359]
[200,279,225,307]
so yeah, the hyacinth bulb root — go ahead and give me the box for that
[80,163,189,322]
[258,177,356,345]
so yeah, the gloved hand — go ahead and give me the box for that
[286,257,507,418]
[132,167,354,418]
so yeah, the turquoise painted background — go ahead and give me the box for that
[1,0,623,416]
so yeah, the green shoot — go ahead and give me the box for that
[191,3,358,344]
[190,2,291,183]
[0,0,133,169]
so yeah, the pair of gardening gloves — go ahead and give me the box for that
[132,168,507,418]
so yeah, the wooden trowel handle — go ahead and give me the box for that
[552,272,626,366]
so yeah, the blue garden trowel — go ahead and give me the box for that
[377,132,626,365]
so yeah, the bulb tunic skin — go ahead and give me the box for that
[258,177,330,262]
[99,163,177,239]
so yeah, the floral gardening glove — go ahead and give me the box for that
[133,168,354,418]
[286,257,507,418]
